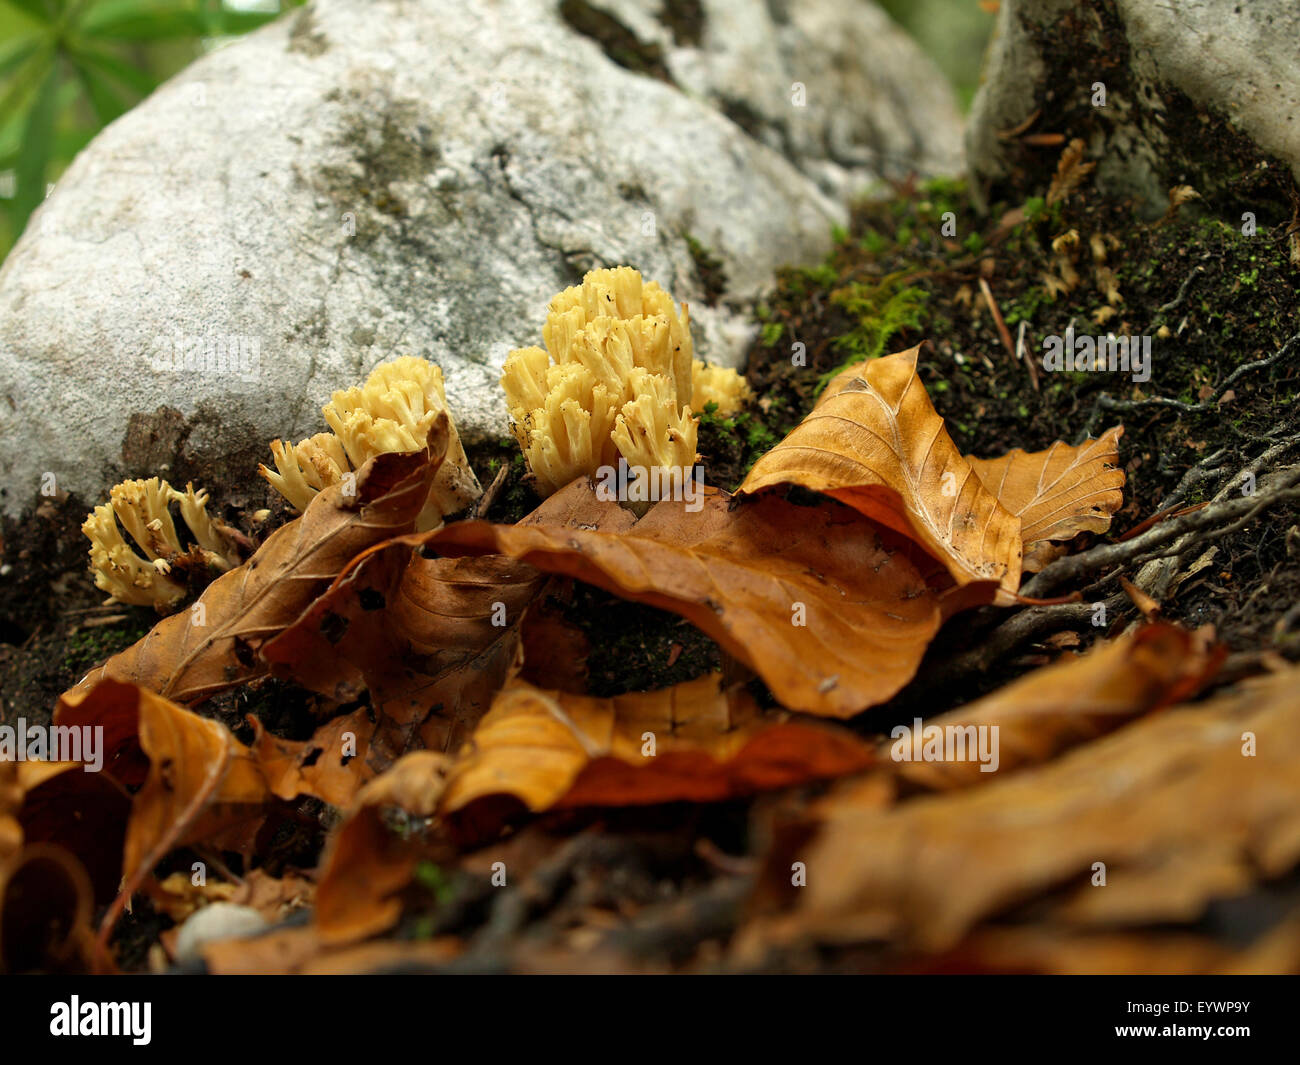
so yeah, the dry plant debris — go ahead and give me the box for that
[3,259,1297,976]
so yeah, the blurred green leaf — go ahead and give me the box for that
[213,10,281,34]
[71,53,128,123]
[1,0,296,258]
[0,42,53,136]
[0,37,41,80]
[4,0,58,25]
[70,44,159,95]
[79,1,205,40]
[12,62,59,233]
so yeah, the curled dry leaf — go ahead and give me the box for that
[260,534,545,789]
[54,679,277,901]
[772,666,1300,953]
[429,479,940,716]
[66,418,450,705]
[0,760,99,972]
[968,425,1125,573]
[314,750,452,945]
[889,622,1222,791]
[740,345,1024,605]
[439,673,877,835]
[935,918,1300,976]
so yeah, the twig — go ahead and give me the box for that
[1023,465,1300,599]
[1157,447,1233,511]
[1083,330,1300,436]
[1016,319,1039,391]
[1151,266,1203,323]
[922,592,1130,692]
[978,278,1016,365]
[472,462,511,519]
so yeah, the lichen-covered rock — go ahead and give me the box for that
[966,0,1300,216]
[0,0,961,516]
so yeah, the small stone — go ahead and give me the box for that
[173,903,269,964]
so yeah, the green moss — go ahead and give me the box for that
[63,621,150,673]
[697,402,782,488]
[816,276,928,387]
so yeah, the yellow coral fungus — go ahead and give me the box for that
[82,478,239,610]
[260,355,480,529]
[502,267,751,498]
[691,359,753,416]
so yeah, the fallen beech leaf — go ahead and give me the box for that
[67,419,450,705]
[932,926,1243,976]
[777,666,1300,952]
[0,843,95,973]
[260,536,544,789]
[315,751,452,944]
[890,622,1222,790]
[429,480,940,716]
[968,425,1125,572]
[1,761,79,866]
[938,911,1300,976]
[518,587,591,692]
[54,679,275,899]
[9,762,129,904]
[439,674,876,831]
[251,708,378,809]
[739,345,1023,604]
[0,761,101,972]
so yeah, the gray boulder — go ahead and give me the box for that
[966,0,1300,215]
[0,0,961,515]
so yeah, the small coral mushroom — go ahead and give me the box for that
[260,356,480,529]
[692,359,753,416]
[82,479,240,610]
[501,267,751,497]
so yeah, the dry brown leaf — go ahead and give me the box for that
[1046,137,1095,206]
[54,679,276,904]
[67,419,449,705]
[0,760,100,972]
[314,751,452,944]
[889,622,1222,791]
[934,926,1244,976]
[773,666,1300,952]
[260,535,545,790]
[429,479,940,716]
[250,708,378,809]
[740,345,1024,605]
[439,674,877,834]
[967,425,1125,572]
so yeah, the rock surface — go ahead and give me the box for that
[0,0,961,516]
[966,0,1300,215]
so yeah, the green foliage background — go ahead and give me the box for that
[0,0,303,259]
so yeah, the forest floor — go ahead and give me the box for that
[2,148,1299,972]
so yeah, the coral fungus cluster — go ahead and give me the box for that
[501,267,751,497]
[259,355,481,529]
[82,479,240,610]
